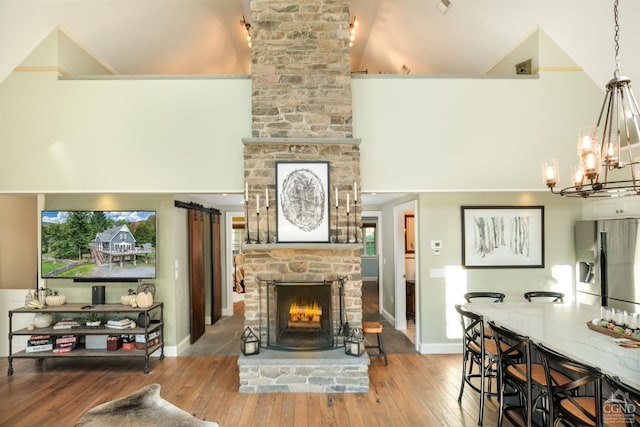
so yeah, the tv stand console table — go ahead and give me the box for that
[7,302,164,375]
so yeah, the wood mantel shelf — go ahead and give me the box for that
[242,137,361,146]
[244,243,362,250]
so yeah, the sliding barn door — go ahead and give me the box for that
[188,209,205,344]
[211,213,222,323]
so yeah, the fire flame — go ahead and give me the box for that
[289,302,322,322]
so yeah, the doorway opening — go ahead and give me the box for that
[394,200,418,348]
[226,212,246,318]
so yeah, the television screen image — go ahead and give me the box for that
[41,210,157,280]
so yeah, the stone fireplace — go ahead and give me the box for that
[237,0,367,393]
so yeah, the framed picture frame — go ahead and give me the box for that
[276,161,330,243]
[461,205,544,268]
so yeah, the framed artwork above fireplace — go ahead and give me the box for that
[276,161,330,243]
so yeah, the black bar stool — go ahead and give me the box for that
[535,342,603,426]
[464,292,506,303]
[523,291,564,302]
[455,304,504,426]
[489,321,570,426]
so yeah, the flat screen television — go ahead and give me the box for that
[41,210,157,281]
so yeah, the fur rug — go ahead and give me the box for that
[75,384,218,427]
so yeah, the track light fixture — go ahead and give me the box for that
[240,16,252,48]
[349,16,358,48]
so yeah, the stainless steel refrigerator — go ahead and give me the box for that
[575,218,640,313]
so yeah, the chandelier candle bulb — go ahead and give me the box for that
[574,166,585,187]
[606,135,619,163]
[543,159,558,186]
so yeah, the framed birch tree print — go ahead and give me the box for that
[461,206,544,268]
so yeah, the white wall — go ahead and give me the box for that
[353,70,601,193]
[0,72,250,194]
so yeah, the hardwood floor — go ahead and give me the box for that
[0,353,501,426]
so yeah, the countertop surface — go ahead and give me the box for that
[462,301,640,389]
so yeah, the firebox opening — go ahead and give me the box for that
[271,281,339,351]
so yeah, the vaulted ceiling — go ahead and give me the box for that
[2,0,640,89]
[3,0,640,206]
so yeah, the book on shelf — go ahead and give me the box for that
[55,336,77,345]
[107,317,132,326]
[28,335,53,346]
[53,319,81,329]
[56,342,76,349]
[26,344,53,353]
[29,334,51,341]
[106,323,133,330]
[52,347,73,353]
[135,331,160,343]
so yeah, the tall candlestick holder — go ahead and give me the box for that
[244,201,251,244]
[353,200,359,243]
[255,212,262,244]
[265,206,271,243]
[334,205,339,243]
[346,211,350,244]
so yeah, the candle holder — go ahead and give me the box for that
[266,206,271,243]
[353,200,359,243]
[244,201,251,244]
[255,212,262,244]
[334,205,339,243]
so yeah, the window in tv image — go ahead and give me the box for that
[41,211,157,279]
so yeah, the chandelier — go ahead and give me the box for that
[544,0,640,198]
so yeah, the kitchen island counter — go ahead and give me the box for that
[462,301,640,389]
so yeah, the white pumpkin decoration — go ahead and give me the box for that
[121,294,135,306]
[136,291,154,308]
[45,294,66,306]
[33,313,53,328]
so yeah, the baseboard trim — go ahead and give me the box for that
[173,336,191,356]
[418,342,461,354]
[380,307,394,324]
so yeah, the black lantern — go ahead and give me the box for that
[344,327,365,357]
[241,327,260,356]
